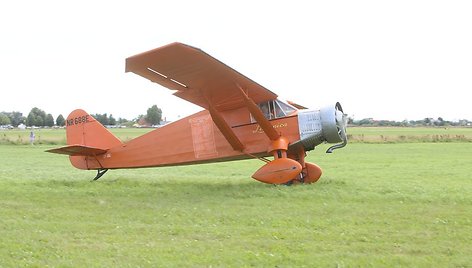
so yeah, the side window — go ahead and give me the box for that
[250,100,297,122]
[258,102,272,119]
[274,101,286,118]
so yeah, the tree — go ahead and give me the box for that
[0,113,11,125]
[26,107,47,126]
[109,114,116,125]
[347,117,354,125]
[35,116,44,127]
[423,118,432,125]
[92,113,109,125]
[26,113,35,126]
[434,117,445,126]
[3,111,25,127]
[146,105,162,125]
[118,117,128,124]
[117,117,133,127]
[56,114,65,126]
[358,118,373,126]
[45,114,55,127]
[134,114,144,122]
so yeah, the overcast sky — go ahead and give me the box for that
[1,0,471,121]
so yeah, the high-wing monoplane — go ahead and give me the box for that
[47,42,348,184]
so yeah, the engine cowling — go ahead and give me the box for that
[296,102,348,152]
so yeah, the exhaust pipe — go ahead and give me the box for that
[326,123,347,153]
[326,102,348,153]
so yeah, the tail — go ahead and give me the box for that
[46,109,122,169]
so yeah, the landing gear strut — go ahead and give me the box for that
[285,148,323,185]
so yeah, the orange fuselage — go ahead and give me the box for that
[70,109,300,170]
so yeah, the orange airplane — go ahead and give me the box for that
[47,42,347,184]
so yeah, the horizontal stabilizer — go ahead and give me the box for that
[46,145,108,156]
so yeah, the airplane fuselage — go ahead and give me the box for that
[70,109,301,170]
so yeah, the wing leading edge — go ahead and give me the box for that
[125,42,278,111]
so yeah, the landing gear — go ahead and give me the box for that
[284,163,322,185]
[251,137,303,184]
[284,148,323,185]
[92,168,108,181]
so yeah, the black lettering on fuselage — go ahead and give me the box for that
[66,115,89,127]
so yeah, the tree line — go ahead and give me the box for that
[2,106,470,128]
[0,105,163,127]
[0,109,64,127]
[350,117,471,127]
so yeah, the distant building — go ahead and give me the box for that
[136,117,172,128]
[137,118,151,127]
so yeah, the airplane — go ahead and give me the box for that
[47,42,348,184]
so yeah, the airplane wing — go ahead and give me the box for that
[125,42,277,111]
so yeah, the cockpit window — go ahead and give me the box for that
[258,102,270,119]
[276,100,297,116]
[251,100,297,122]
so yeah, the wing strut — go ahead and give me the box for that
[208,104,245,151]
[238,86,280,141]
[237,86,303,184]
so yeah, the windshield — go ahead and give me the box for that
[252,100,296,122]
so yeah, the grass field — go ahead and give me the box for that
[0,128,151,145]
[346,127,472,143]
[1,126,472,145]
[0,128,471,267]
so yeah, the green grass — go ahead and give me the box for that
[0,128,154,145]
[347,126,472,143]
[0,142,471,267]
[2,126,471,145]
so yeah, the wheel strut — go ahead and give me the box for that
[92,168,108,181]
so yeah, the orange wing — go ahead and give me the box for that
[125,42,277,111]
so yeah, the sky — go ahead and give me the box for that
[1,0,471,122]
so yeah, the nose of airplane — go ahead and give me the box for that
[296,102,348,152]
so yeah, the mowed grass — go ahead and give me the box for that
[0,141,471,266]
[1,126,472,145]
[0,128,152,145]
[347,127,472,143]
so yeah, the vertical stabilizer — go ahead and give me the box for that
[65,109,122,169]
[65,109,122,149]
